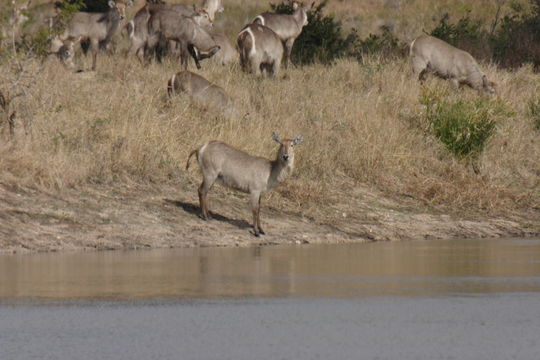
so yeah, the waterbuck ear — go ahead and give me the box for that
[272,132,282,144]
[127,0,133,7]
[108,1,115,8]
[293,135,303,145]
[292,2,299,10]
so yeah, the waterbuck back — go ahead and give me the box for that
[237,24,283,77]
[410,34,496,95]
[167,71,233,115]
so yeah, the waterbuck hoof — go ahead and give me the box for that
[252,231,260,237]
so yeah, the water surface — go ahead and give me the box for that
[1,238,540,360]
[1,238,540,300]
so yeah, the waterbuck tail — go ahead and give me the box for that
[185,149,198,171]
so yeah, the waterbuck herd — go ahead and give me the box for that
[5,0,498,236]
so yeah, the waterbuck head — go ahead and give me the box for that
[108,0,132,20]
[482,75,497,97]
[292,1,309,27]
[192,7,213,28]
[272,132,303,163]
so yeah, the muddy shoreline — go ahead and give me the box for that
[1,182,539,254]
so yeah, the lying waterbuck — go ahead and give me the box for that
[237,23,283,77]
[49,36,81,68]
[410,34,497,95]
[147,10,220,69]
[252,1,309,68]
[167,71,233,116]
[61,0,132,70]
[186,133,304,236]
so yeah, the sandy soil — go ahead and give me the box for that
[1,181,538,254]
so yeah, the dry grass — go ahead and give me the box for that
[0,0,538,226]
[1,49,539,222]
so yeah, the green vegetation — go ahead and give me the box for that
[421,89,510,158]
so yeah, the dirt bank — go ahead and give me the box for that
[1,181,538,254]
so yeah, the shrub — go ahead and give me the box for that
[420,89,508,158]
[271,0,405,65]
[353,25,406,60]
[491,0,540,70]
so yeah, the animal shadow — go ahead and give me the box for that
[164,199,251,230]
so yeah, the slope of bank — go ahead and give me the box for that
[1,182,538,254]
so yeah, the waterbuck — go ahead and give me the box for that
[252,1,309,68]
[210,32,236,65]
[237,23,283,77]
[128,5,212,65]
[185,133,304,236]
[167,71,233,116]
[147,10,220,69]
[61,0,132,71]
[410,34,497,95]
[49,36,81,69]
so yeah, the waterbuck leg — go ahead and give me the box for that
[198,173,217,220]
[284,38,295,69]
[256,195,265,235]
[90,39,99,71]
[250,191,262,236]
[187,43,202,70]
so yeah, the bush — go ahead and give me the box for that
[271,0,405,65]
[491,0,540,70]
[420,89,508,158]
[353,25,406,60]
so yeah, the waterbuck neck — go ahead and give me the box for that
[269,153,294,189]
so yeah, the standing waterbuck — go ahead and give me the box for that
[252,1,309,68]
[167,71,233,116]
[237,23,283,77]
[61,0,132,71]
[185,133,304,237]
[128,5,212,65]
[410,34,497,95]
[147,10,220,69]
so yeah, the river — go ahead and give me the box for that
[1,238,539,359]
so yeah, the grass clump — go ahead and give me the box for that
[421,89,509,158]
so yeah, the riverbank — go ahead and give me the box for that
[1,181,538,254]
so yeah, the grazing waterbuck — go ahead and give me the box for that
[167,71,233,116]
[237,23,283,77]
[185,133,304,237]
[61,0,132,71]
[410,34,497,95]
[252,1,309,68]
